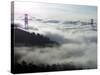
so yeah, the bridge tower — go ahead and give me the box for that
[90,19,94,27]
[24,14,28,29]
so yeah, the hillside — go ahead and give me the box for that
[11,24,59,47]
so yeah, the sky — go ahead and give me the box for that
[14,2,97,21]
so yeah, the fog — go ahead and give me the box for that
[14,22,97,68]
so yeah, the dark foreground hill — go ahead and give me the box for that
[12,60,95,74]
[11,24,59,47]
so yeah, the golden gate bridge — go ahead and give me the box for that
[15,14,96,30]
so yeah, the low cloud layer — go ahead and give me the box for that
[14,24,97,69]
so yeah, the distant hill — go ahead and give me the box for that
[11,23,59,47]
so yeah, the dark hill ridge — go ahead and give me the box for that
[11,24,59,47]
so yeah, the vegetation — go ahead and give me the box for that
[13,61,84,74]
